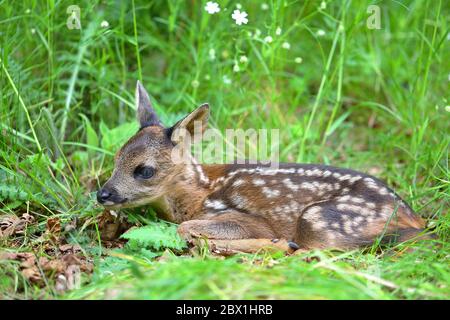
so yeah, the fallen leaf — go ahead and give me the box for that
[46,217,61,243]
[0,214,34,238]
[98,210,131,241]
[59,244,82,253]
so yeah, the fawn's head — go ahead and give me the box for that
[97,81,209,209]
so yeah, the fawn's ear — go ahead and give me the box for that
[168,104,210,144]
[136,81,161,128]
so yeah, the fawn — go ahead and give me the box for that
[97,81,430,254]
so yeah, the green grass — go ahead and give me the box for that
[0,0,449,299]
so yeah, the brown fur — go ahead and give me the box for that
[97,82,432,254]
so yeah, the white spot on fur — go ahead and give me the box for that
[339,174,352,181]
[333,172,342,179]
[283,178,299,191]
[352,197,364,204]
[366,202,376,209]
[204,199,227,211]
[252,178,266,186]
[231,194,248,209]
[349,175,362,183]
[303,206,322,220]
[300,182,316,191]
[233,179,246,187]
[338,195,351,202]
[344,221,354,234]
[262,187,280,198]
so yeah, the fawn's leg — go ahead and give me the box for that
[294,200,426,250]
[177,212,296,253]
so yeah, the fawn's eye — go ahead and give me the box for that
[133,165,155,179]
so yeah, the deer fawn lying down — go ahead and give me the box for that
[97,81,430,254]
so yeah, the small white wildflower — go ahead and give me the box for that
[223,75,232,85]
[231,9,248,26]
[247,31,253,37]
[261,3,269,10]
[239,55,248,63]
[275,27,282,36]
[264,36,273,43]
[30,28,36,34]
[204,74,211,80]
[320,1,327,10]
[282,42,291,50]
[233,64,240,72]
[191,80,200,88]
[204,1,220,14]
[445,106,450,112]
[317,29,326,36]
[25,9,31,14]
[236,3,242,9]
[295,57,303,64]
[101,20,109,28]
[338,24,345,32]
[209,48,216,61]
[254,29,261,38]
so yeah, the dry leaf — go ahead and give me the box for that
[98,210,131,241]
[46,217,61,242]
[0,214,34,238]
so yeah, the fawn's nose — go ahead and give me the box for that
[97,189,112,204]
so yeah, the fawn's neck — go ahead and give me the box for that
[156,163,227,223]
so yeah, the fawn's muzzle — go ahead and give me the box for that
[97,188,125,205]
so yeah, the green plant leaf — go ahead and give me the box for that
[121,222,187,251]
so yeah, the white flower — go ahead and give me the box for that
[261,3,269,10]
[338,24,345,32]
[231,10,248,25]
[204,74,211,80]
[208,48,216,60]
[191,80,200,88]
[239,55,248,63]
[233,64,240,72]
[30,28,36,34]
[223,75,232,85]
[205,1,220,14]
[282,42,291,49]
[25,9,31,14]
[445,106,450,112]
[295,57,303,64]
[101,20,109,28]
[275,27,282,36]
[317,29,326,36]
[236,3,242,9]
[264,36,273,43]
[254,29,261,38]
[320,1,327,10]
